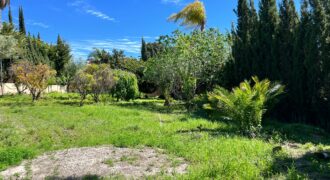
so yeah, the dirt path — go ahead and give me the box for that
[0,146,188,179]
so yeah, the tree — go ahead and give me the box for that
[291,0,309,121]
[88,48,112,64]
[11,61,56,101]
[232,0,257,84]
[57,61,81,92]
[0,34,18,95]
[72,64,115,105]
[8,5,12,25]
[276,0,298,83]
[54,35,71,76]
[145,29,230,107]
[141,38,148,61]
[168,0,206,31]
[19,6,26,35]
[112,70,139,101]
[0,0,10,29]
[110,49,124,69]
[257,0,279,80]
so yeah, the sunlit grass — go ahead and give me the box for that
[0,93,329,179]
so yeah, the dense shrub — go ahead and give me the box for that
[204,77,284,136]
[72,64,115,105]
[10,61,56,101]
[112,70,139,101]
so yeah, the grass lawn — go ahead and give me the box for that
[0,93,329,179]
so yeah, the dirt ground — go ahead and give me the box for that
[0,146,188,179]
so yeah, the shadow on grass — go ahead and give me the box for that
[114,101,187,114]
[46,174,101,180]
[263,120,330,145]
[267,150,330,179]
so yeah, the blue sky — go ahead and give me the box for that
[2,0,301,60]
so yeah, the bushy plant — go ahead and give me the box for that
[204,77,284,136]
[112,70,139,101]
[11,61,56,101]
[71,64,115,105]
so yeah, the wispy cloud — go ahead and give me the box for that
[13,17,49,29]
[162,0,183,5]
[70,38,145,60]
[27,21,50,29]
[68,0,116,22]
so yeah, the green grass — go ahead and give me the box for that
[0,93,329,179]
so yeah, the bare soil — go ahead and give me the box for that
[0,146,188,179]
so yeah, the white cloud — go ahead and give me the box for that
[68,0,116,22]
[28,21,49,29]
[69,38,143,60]
[162,0,183,5]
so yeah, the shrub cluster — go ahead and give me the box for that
[112,70,139,101]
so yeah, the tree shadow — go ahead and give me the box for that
[114,101,187,114]
[46,174,101,180]
[263,120,330,145]
[267,150,330,179]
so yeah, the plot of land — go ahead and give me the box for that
[0,94,329,179]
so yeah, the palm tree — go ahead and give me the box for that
[0,0,10,29]
[168,0,206,31]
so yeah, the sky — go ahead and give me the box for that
[1,0,301,60]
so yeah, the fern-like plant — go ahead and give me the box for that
[204,76,284,135]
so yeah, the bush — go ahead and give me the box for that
[112,70,139,101]
[204,76,284,136]
[71,64,115,105]
[11,61,56,101]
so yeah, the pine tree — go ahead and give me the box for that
[141,38,148,61]
[54,35,71,76]
[257,0,279,80]
[8,6,13,25]
[19,6,26,35]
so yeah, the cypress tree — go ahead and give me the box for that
[55,35,71,76]
[257,0,279,80]
[291,0,309,122]
[8,6,13,25]
[303,0,326,122]
[141,38,148,61]
[277,0,298,83]
[19,6,26,35]
[248,0,258,77]
[37,32,41,41]
[232,0,251,84]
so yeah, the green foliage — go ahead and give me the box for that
[144,29,230,106]
[18,6,26,35]
[72,64,115,105]
[112,70,139,101]
[204,77,284,135]
[54,35,71,76]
